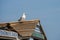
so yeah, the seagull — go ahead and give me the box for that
[18,12,26,21]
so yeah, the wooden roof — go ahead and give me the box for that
[0,20,39,37]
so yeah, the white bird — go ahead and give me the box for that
[18,12,26,21]
[22,12,26,19]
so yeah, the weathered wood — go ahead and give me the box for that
[0,20,39,37]
[0,23,7,27]
[10,20,39,37]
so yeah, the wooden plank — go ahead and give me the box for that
[0,20,39,37]
[10,24,35,30]
[0,20,39,27]
[10,20,39,37]
[0,23,7,27]
[19,31,33,36]
[18,29,34,32]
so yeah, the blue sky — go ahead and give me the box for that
[0,0,60,40]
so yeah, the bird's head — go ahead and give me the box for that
[22,12,26,19]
